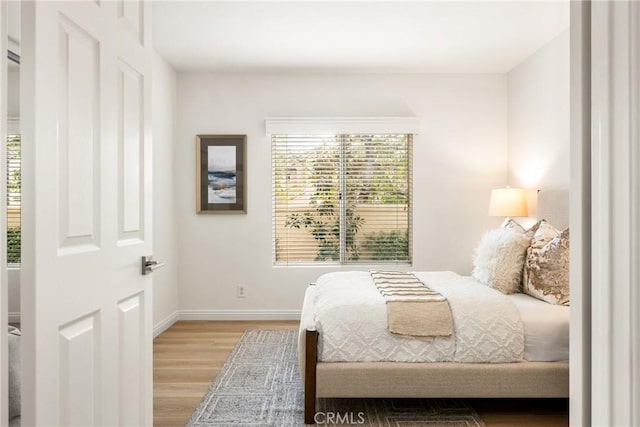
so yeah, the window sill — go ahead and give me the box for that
[272,262,412,269]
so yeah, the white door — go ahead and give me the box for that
[21,1,153,425]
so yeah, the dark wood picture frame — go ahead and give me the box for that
[196,135,247,213]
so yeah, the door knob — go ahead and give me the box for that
[141,255,165,275]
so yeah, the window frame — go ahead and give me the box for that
[271,132,413,266]
[6,121,21,268]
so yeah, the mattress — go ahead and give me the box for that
[302,271,525,363]
[506,293,570,362]
[299,271,569,363]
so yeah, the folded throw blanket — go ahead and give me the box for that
[370,271,453,337]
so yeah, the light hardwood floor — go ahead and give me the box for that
[153,320,568,426]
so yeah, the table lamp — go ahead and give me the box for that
[488,187,528,217]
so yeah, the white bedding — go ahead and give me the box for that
[302,271,525,363]
[506,293,570,362]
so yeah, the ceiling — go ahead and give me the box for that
[153,1,569,74]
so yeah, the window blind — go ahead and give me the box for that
[272,133,412,265]
[7,134,21,266]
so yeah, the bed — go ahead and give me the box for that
[298,189,570,424]
[8,326,21,426]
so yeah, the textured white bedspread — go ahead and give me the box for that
[303,271,524,363]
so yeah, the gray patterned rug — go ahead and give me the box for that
[187,329,485,426]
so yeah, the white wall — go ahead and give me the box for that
[507,30,570,219]
[152,53,179,331]
[176,73,508,313]
[7,69,18,119]
[7,270,18,321]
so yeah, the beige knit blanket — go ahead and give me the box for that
[370,271,453,337]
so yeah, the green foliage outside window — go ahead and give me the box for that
[279,134,410,263]
[362,230,409,261]
[7,227,20,265]
[7,134,21,265]
[283,141,365,261]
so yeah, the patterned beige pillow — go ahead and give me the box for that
[528,220,559,250]
[502,218,544,239]
[523,224,570,305]
[523,220,544,239]
[501,218,525,233]
[502,219,545,292]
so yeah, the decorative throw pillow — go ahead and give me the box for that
[472,227,531,294]
[501,218,525,233]
[523,225,570,305]
[523,220,545,239]
[501,218,544,239]
[527,220,559,250]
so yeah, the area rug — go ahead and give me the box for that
[187,329,485,426]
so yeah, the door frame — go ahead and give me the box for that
[573,1,640,425]
[589,1,640,425]
[569,1,591,425]
[0,1,8,423]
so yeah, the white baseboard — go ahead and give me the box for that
[10,309,296,335]
[178,309,301,321]
[153,310,179,338]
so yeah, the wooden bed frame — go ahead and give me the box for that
[303,328,569,424]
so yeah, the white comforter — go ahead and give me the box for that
[303,271,524,363]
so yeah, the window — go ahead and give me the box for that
[7,134,21,266]
[273,133,412,265]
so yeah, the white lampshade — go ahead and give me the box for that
[488,187,528,217]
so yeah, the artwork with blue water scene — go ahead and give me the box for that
[197,135,246,213]
[208,145,237,203]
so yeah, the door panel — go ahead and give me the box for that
[22,1,153,424]
[118,293,144,426]
[58,313,100,426]
[118,60,144,242]
[118,0,143,44]
[57,14,101,252]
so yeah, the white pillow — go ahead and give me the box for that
[472,227,531,294]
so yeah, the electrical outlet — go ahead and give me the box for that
[237,285,246,298]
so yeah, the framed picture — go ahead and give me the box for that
[196,135,246,213]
